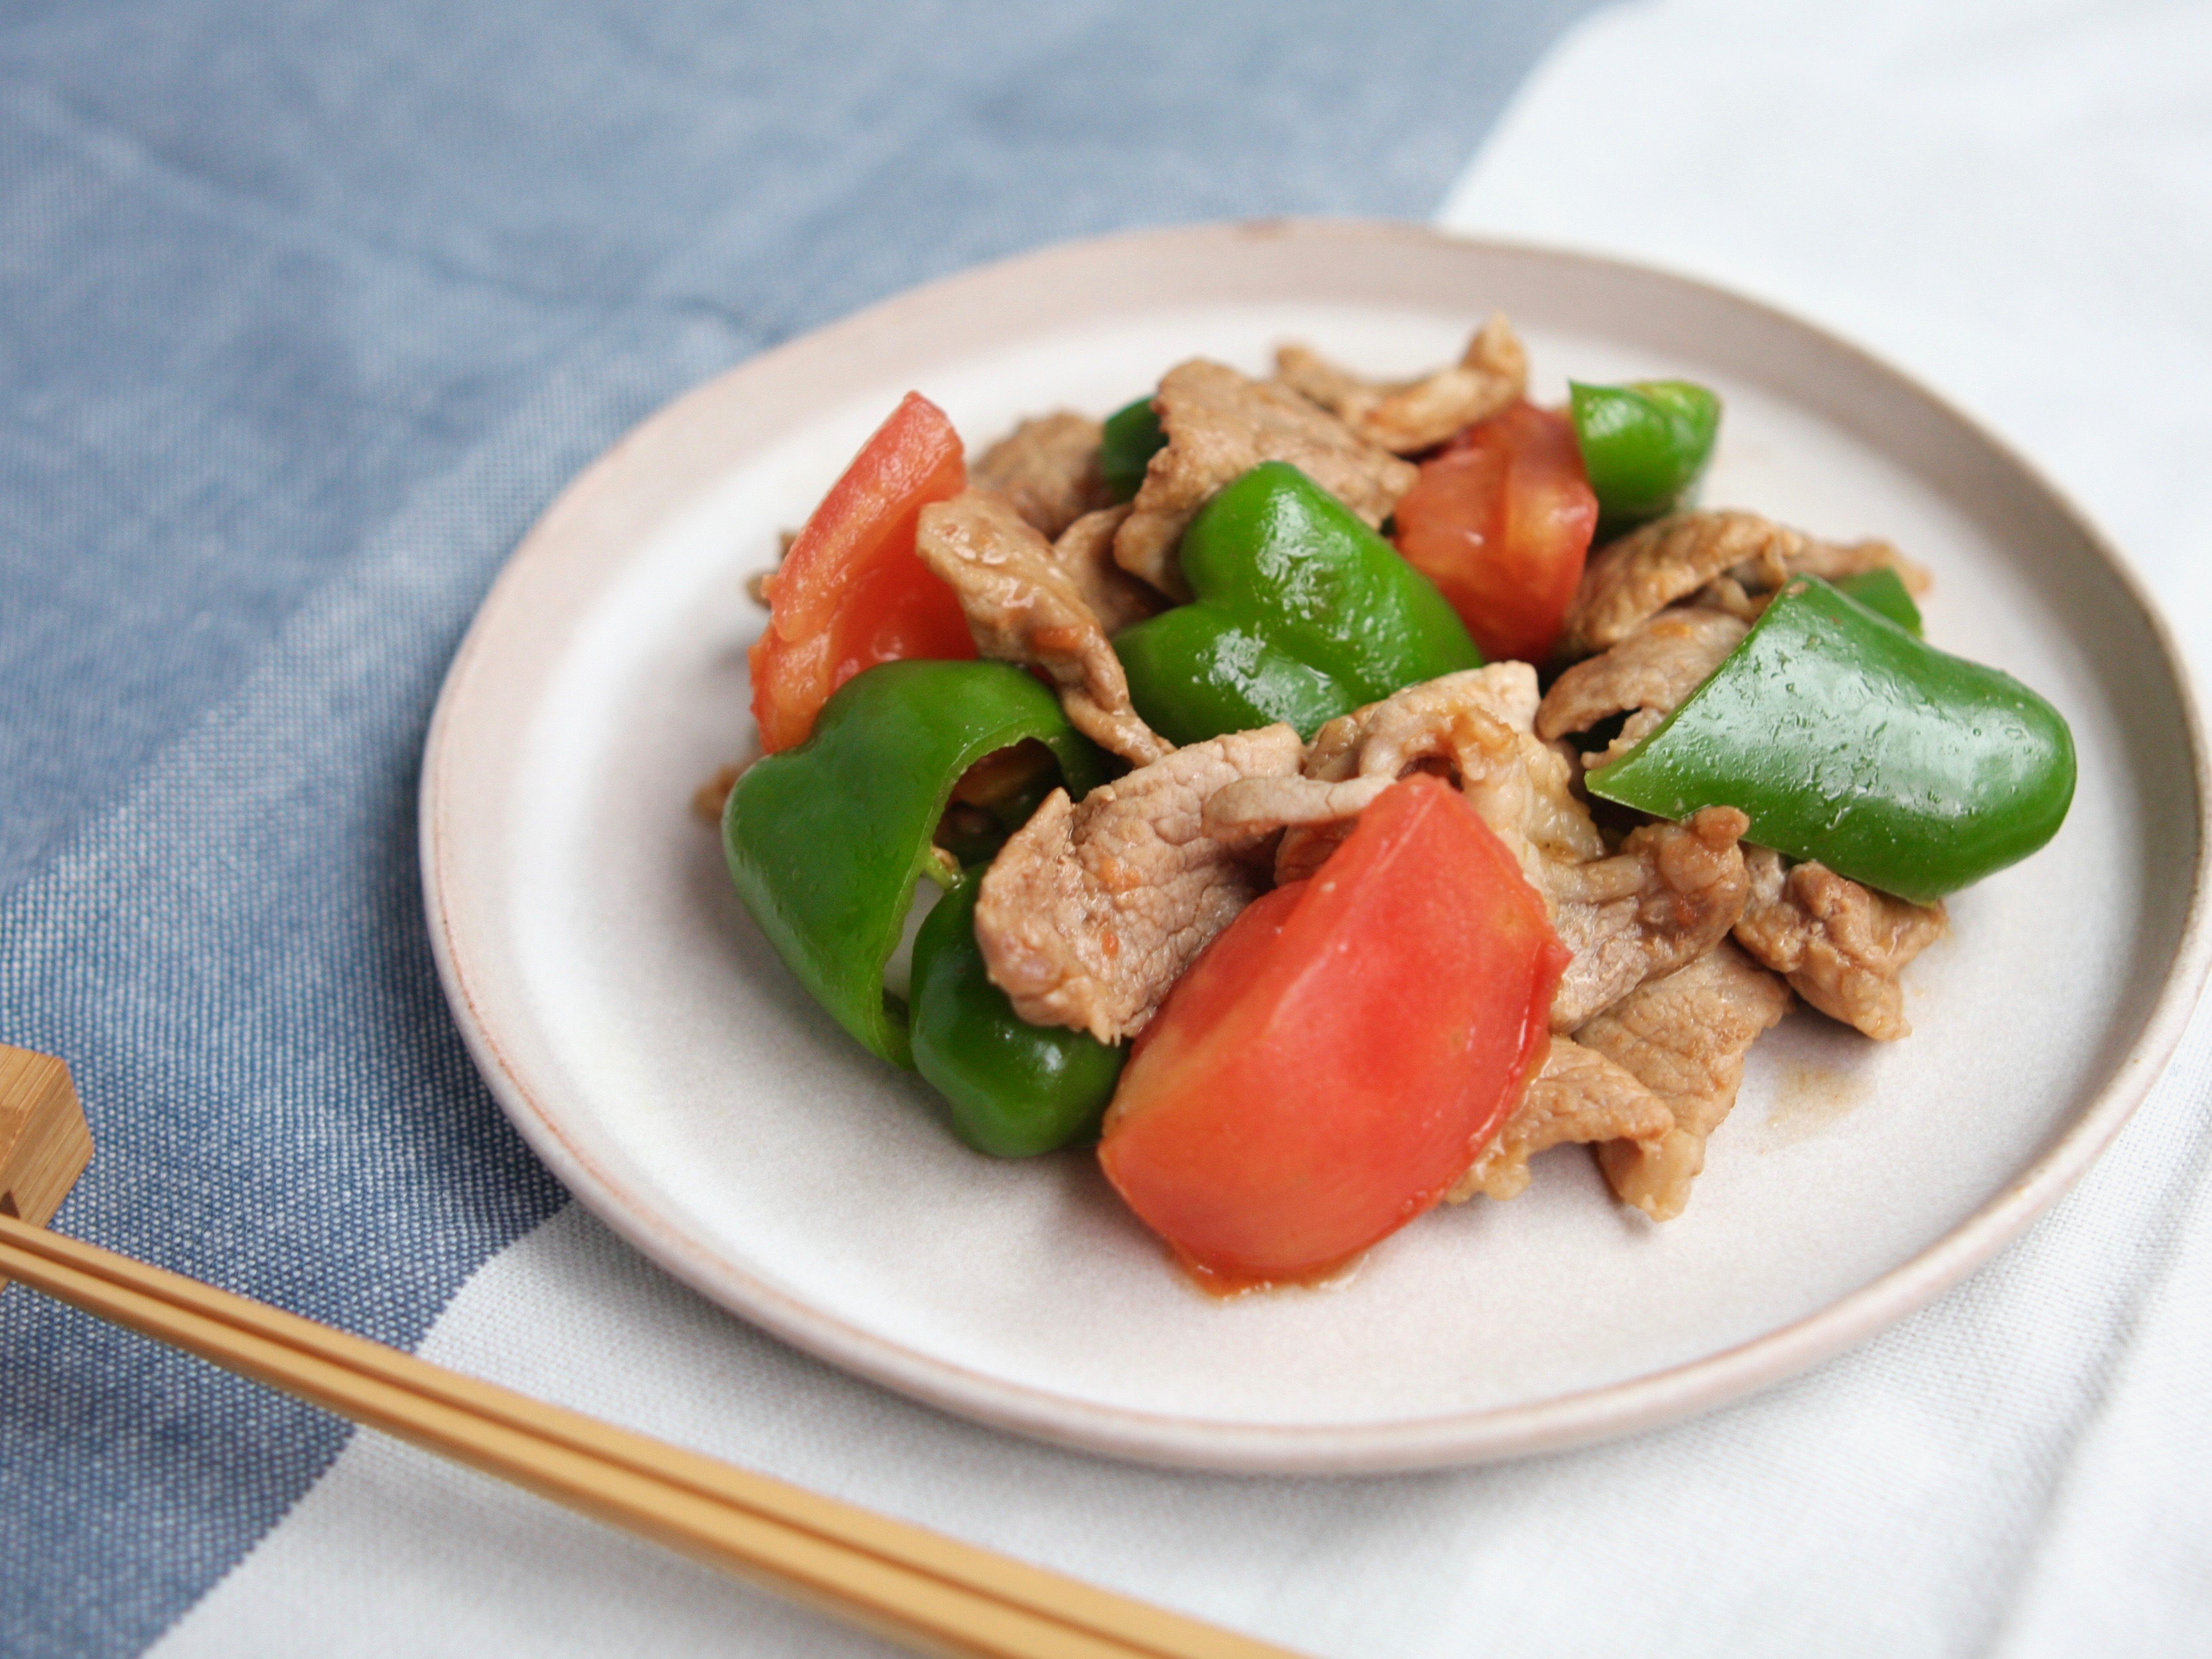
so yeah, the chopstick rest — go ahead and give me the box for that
[0,1045,94,1274]
[0,1045,1296,1659]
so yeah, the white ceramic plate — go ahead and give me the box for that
[423,221,2210,1473]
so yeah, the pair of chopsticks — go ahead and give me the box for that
[0,1209,1298,1658]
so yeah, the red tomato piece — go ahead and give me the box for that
[1099,775,1570,1289]
[749,392,975,753]
[1391,401,1598,665]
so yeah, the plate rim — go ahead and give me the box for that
[421,217,2212,1473]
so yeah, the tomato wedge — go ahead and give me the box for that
[749,392,976,753]
[1391,401,1598,665]
[1098,775,1569,1288]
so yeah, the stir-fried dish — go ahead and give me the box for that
[717,320,2076,1293]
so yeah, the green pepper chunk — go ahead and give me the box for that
[1099,397,1166,502]
[1570,379,1721,533]
[1834,565,1923,635]
[723,660,1107,1068]
[1113,462,1483,745]
[1587,576,2073,903]
[910,870,1125,1156]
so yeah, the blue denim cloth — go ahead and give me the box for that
[0,2,1606,1652]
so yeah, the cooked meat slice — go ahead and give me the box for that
[1535,607,1749,744]
[1336,659,1538,777]
[1050,504,1162,635]
[1771,535,1931,595]
[1112,360,1417,600]
[1686,573,1768,624]
[1561,512,1805,657]
[1548,807,1752,1031]
[917,490,1171,768]
[970,412,1115,539]
[1733,846,1947,1040]
[1585,942,1793,1221]
[974,726,1304,1042]
[1272,663,1608,886]
[1268,349,1374,429]
[1562,511,1937,660]
[1446,1036,1673,1202]
[1317,665,1588,854]
[1285,664,1535,791]
[1246,669,1746,1029]
[1201,771,1395,846]
[1274,314,1527,454]
[1362,681,1607,882]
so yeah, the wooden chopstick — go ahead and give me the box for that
[0,1214,1301,1659]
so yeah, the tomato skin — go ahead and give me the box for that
[750,393,975,753]
[1391,401,1598,665]
[1099,775,1570,1288]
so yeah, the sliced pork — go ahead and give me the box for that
[1536,606,1749,760]
[1447,1036,1673,1203]
[973,726,1304,1043]
[1269,663,1606,888]
[1732,846,1946,1041]
[1112,360,1416,599]
[916,489,1170,767]
[970,411,1114,539]
[1547,807,1753,1032]
[1560,511,1930,659]
[1048,503,1161,636]
[1274,314,1527,455]
[1586,943,1793,1221]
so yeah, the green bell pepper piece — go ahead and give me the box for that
[1834,565,1923,635]
[723,659,1107,1068]
[1099,397,1166,502]
[910,870,1125,1156]
[1587,575,2073,904]
[1570,379,1721,533]
[1113,462,1484,745]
